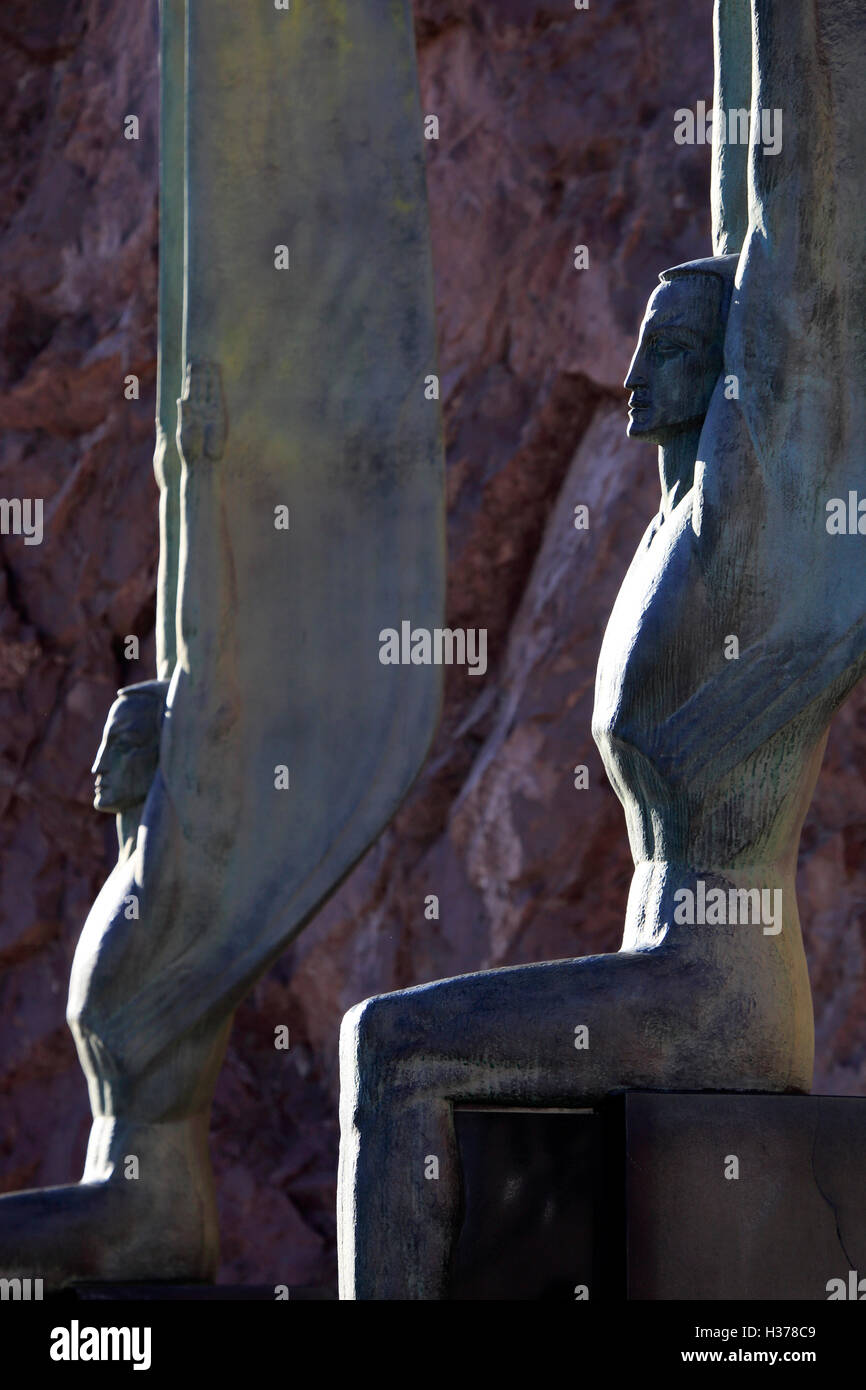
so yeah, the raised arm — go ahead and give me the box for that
[152,0,186,680]
[157,358,242,860]
[725,0,866,510]
[711,0,751,256]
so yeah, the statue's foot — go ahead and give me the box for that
[0,1116,220,1288]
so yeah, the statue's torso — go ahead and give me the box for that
[67,771,215,1086]
[592,479,851,871]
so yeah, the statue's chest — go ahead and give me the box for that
[593,497,715,753]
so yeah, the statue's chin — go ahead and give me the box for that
[627,419,661,443]
[628,416,703,446]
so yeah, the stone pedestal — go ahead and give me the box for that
[449,1094,866,1301]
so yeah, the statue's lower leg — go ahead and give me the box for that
[0,1019,231,1287]
[338,873,813,1300]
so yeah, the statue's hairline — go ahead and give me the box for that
[112,679,170,708]
[655,255,739,324]
[106,681,169,742]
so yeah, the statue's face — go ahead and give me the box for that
[91,699,160,814]
[624,277,724,444]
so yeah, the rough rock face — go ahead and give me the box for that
[0,0,864,1291]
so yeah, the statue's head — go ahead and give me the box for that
[91,679,169,815]
[624,254,739,444]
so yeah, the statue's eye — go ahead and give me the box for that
[654,338,684,357]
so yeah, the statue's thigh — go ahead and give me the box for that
[355,951,658,1104]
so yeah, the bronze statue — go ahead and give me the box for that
[0,0,444,1287]
[337,0,866,1299]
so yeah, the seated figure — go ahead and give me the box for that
[337,254,834,1300]
[0,364,237,1286]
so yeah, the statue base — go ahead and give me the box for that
[449,1092,866,1301]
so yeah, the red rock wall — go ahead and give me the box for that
[1,1,864,1290]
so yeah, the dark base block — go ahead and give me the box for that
[449,1106,608,1301]
[448,1092,866,1301]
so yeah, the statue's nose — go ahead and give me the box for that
[624,351,645,392]
[625,358,647,391]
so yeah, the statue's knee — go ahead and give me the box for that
[340,993,420,1113]
[341,993,392,1068]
